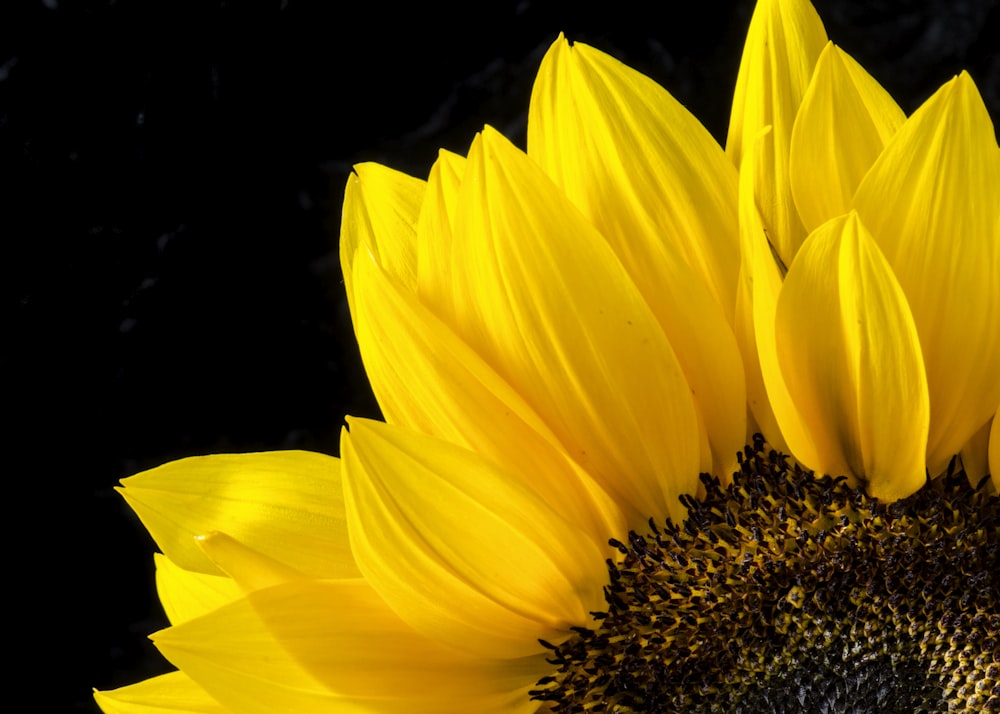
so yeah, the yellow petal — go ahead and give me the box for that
[155,579,546,713]
[94,671,227,714]
[790,43,905,231]
[443,127,701,525]
[527,36,745,479]
[737,127,818,461]
[960,416,993,486]
[340,162,425,318]
[528,35,740,321]
[249,579,547,711]
[415,148,466,311]
[195,531,307,592]
[853,72,1000,475]
[351,251,625,542]
[341,418,607,659]
[118,451,358,578]
[727,0,828,263]
[774,212,929,499]
[990,409,1000,492]
[155,553,243,626]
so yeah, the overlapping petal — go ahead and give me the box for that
[94,671,227,714]
[772,212,929,499]
[789,42,904,231]
[853,72,1000,476]
[728,0,828,264]
[341,417,607,659]
[990,410,1000,492]
[349,248,625,541]
[154,577,547,714]
[154,553,243,626]
[528,36,745,478]
[118,451,358,579]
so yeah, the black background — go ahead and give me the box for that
[3,0,997,710]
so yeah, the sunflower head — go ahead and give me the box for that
[97,1,999,712]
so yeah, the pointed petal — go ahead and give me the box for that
[415,148,466,311]
[118,451,358,578]
[340,418,607,659]
[527,37,745,479]
[727,0,828,263]
[94,671,228,714]
[444,127,701,526]
[195,532,307,592]
[853,73,1000,475]
[990,409,999,492]
[248,579,548,711]
[351,251,625,542]
[737,127,818,461]
[340,162,425,318]
[790,43,904,231]
[155,579,546,713]
[155,553,243,625]
[528,35,740,321]
[961,417,993,485]
[775,213,929,499]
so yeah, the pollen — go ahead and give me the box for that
[531,435,999,712]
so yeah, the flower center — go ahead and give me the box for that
[530,436,999,713]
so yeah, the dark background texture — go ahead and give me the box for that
[3,0,997,710]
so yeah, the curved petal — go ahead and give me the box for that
[727,0,828,264]
[774,213,929,499]
[960,416,993,486]
[527,37,745,479]
[248,579,548,711]
[415,148,466,311]
[528,35,740,320]
[340,418,607,659]
[155,578,547,714]
[990,409,1000,493]
[118,451,358,578]
[94,671,228,714]
[737,127,818,461]
[155,553,243,626]
[790,43,905,231]
[442,127,702,525]
[853,73,1000,475]
[340,162,425,318]
[351,251,625,542]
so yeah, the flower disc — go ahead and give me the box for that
[532,436,999,712]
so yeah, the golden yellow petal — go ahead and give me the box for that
[960,416,993,486]
[737,127,818,462]
[247,579,548,711]
[156,579,547,713]
[527,36,745,479]
[775,213,929,499]
[339,162,425,318]
[341,418,606,659]
[118,451,358,578]
[195,532,307,592]
[415,148,466,311]
[990,409,1000,493]
[155,553,243,626]
[853,72,1000,475]
[727,0,828,264]
[94,671,228,714]
[351,251,625,542]
[528,35,740,321]
[442,126,701,525]
[790,43,904,231]
[152,591,359,714]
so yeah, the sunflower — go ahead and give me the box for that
[96,0,999,712]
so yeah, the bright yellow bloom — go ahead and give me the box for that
[96,0,999,711]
